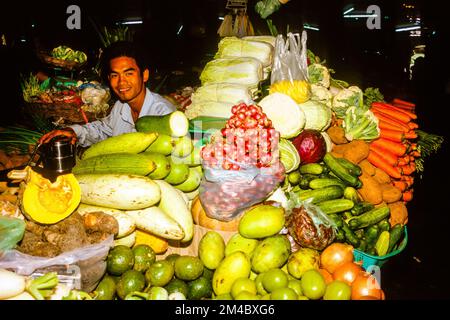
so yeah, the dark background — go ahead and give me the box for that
[1,0,449,299]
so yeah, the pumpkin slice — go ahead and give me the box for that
[21,168,81,224]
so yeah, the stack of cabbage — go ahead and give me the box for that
[185,36,275,120]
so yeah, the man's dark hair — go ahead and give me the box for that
[101,41,148,80]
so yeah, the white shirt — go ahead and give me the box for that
[70,88,176,147]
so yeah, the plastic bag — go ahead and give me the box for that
[199,163,285,222]
[0,235,114,292]
[271,31,309,84]
[285,197,337,250]
[0,216,25,252]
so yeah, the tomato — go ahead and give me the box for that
[270,287,298,300]
[323,280,352,300]
[300,269,327,300]
[262,268,289,293]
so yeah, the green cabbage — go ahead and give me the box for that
[214,37,274,67]
[200,57,264,89]
[297,100,332,131]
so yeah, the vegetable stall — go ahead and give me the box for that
[0,31,444,301]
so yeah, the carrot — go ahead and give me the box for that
[371,138,407,157]
[378,120,407,132]
[404,131,417,139]
[408,122,419,129]
[397,155,410,166]
[401,175,414,187]
[402,190,413,202]
[400,163,416,175]
[369,144,398,166]
[408,143,418,152]
[372,105,411,123]
[379,128,404,142]
[393,98,415,108]
[367,150,402,179]
[372,102,416,120]
[373,111,410,132]
[409,150,421,158]
[392,180,408,192]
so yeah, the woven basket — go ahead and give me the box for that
[22,102,112,125]
[38,51,87,71]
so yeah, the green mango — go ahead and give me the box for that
[212,251,251,296]
[171,135,194,158]
[251,235,291,274]
[286,247,320,279]
[142,152,171,180]
[145,134,174,155]
[225,233,259,258]
[164,158,190,185]
[239,205,285,239]
[198,231,225,270]
[173,167,202,192]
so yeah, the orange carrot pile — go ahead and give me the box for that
[368,99,420,203]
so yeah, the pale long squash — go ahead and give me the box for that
[76,174,161,210]
[126,207,184,240]
[77,203,136,239]
[154,180,194,243]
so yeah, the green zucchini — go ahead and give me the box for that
[342,221,360,247]
[348,206,390,229]
[136,111,189,137]
[299,163,324,175]
[309,178,346,190]
[350,202,375,216]
[73,153,156,176]
[388,224,404,253]
[81,132,159,160]
[297,185,344,204]
[336,158,362,176]
[316,199,354,214]
[323,153,361,187]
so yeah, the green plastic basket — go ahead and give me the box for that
[353,226,408,270]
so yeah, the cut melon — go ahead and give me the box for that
[136,111,189,137]
[258,93,306,139]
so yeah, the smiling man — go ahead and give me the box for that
[39,41,175,147]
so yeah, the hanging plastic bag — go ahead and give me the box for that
[285,196,337,250]
[199,163,285,222]
[270,31,311,104]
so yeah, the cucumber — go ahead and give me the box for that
[81,132,159,160]
[73,153,156,176]
[348,206,390,229]
[378,219,391,232]
[76,174,161,210]
[364,225,380,246]
[299,174,318,189]
[323,153,361,187]
[342,221,360,247]
[350,202,375,216]
[309,178,346,190]
[297,185,344,204]
[299,163,324,175]
[343,186,360,203]
[375,231,390,256]
[327,213,343,228]
[136,111,189,137]
[336,158,362,176]
[388,224,404,253]
[316,199,354,214]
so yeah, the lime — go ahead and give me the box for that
[230,277,257,299]
[116,270,146,300]
[323,280,351,300]
[174,256,204,281]
[300,269,326,300]
[107,245,135,276]
[165,278,189,297]
[132,244,156,273]
[262,268,289,293]
[375,231,390,256]
[187,276,213,300]
[202,267,214,280]
[149,286,169,300]
[270,287,298,300]
[94,275,116,300]
[165,253,181,267]
[145,260,174,287]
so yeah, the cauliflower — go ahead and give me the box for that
[310,84,332,108]
[307,63,330,88]
[331,86,363,118]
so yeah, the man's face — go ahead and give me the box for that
[108,56,149,104]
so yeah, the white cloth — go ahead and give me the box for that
[70,88,176,147]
